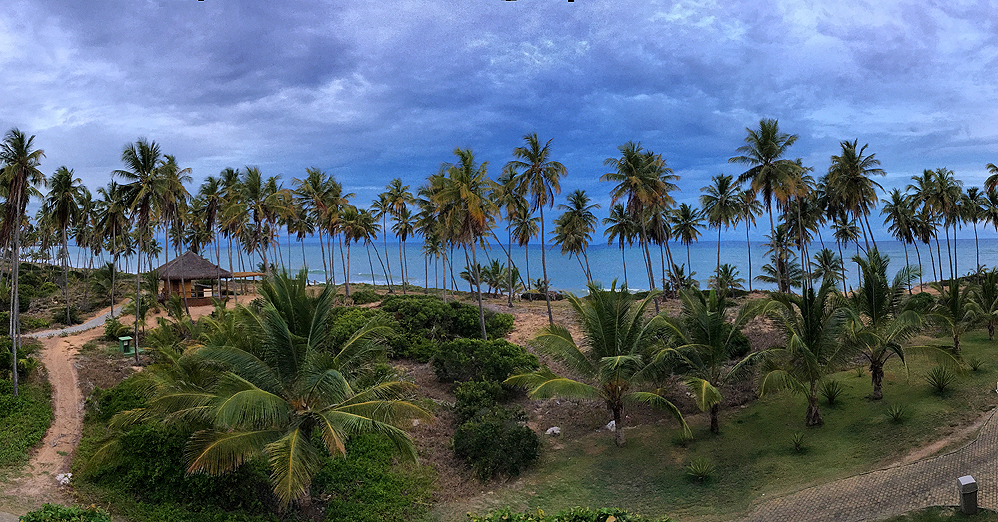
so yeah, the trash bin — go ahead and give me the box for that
[118,336,133,355]
[958,475,977,514]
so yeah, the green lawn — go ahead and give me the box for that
[432,329,998,522]
[0,379,52,472]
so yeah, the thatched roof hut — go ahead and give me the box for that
[157,251,232,281]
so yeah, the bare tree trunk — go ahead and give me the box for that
[612,405,625,447]
[805,382,822,426]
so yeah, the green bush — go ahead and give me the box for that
[381,294,454,338]
[454,411,539,480]
[685,456,715,483]
[50,305,80,326]
[103,316,129,341]
[85,377,146,423]
[453,380,507,424]
[312,433,435,522]
[433,338,538,383]
[326,307,398,351]
[25,316,51,330]
[20,503,111,522]
[727,327,752,358]
[468,506,672,521]
[390,333,439,362]
[452,303,515,339]
[38,281,59,297]
[349,289,381,305]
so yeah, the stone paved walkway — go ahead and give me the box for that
[24,307,120,339]
[742,408,998,521]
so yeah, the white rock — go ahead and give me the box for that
[545,426,561,435]
[606,420,616,431]
[412,419,420,427]
[56,473,72,486]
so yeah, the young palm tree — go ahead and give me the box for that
[709,263,745,297]
[603,203,637,288]
[758,279,850,426]
[114,138,165,364]
[511,134,567,324]
[809,248,843,286]
[826,140,885,250]
[655,289,760,433]
[43,166,82,324]
[507,283,689,446]
[929,277,977,352]
[552,189,600,284]
[971,269,998,341]
[0,129,46,396]
[700,174,741,273]
[729,119,801,292]
[670,203,703,273]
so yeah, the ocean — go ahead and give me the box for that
[75,233,998,295]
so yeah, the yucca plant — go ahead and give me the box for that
[686,456,715,483]
[507,282,690,447]
[925,366,957,394]
[819,379,844,406]
[886,404,908,424]
[790,431,805,453]
[968,357,985,372]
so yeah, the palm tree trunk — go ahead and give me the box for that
[524,242,531,302]
[468,243,487,340]
[902,240,911,294]
[767,204,782,293]
[716,226,722,275]
[862,212,877,250]
[612,404,625,447]
[945,225,954,281]
[345,241,351,296]
[621,243,628,288]
[745,222,753,292]
[372,241,390,293]
[540,205,553,324]
[10,201,21,396]
[582,249,593,286]
[507,225,514,307]
[133,229,142,365]
[228,234,237,304]
[935,234,944,283]
[318,229,328,282]
[974,221,981,270]
[383,215,393,291]
[62,227,70,325]
[638,214,658,313]
[366,242,377,287]
[870,360,885,400]
[805,381,822,426]
[913,241,925,290]
[837,240,847,293]
[398,238,406,294]
[710,403,719,434]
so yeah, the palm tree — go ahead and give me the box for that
[371,194,395,292]
[929,278,977,353]
[809,248,843,286]
[700,174,742,273]
[511,134,566,324]
[43,166,82,324]
[655,289,759,433]
[94,269,429,512]
[494,164,523,307]
[670,203,703,273]
[831,215,861,292]
[971,269,998,341]
[729,119,801,292]
[114,138,165,363]
[392,206,416,292]
[964,187,985,270]
[709,263,745,297]
[603,203,637,288]
[96,182,130,315]
[511,201,540,299]
[826,140,885,250]
[339,205,368,296]
[881,188,916,292]
[0,129,46,396]
[758,279,850,426]
[293,168,331,281]
[921,168,962,281]
[385,179,414,293]
[434,148,497,340]
[843,250,937,400]
[737,190,764,292]
[506,283,689,446]
[986,162,998,195]
[603,142,676,311]
[552,189,600,284]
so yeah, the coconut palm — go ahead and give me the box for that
[843,250,938,400]
[971,269,998,341]
[758,279,850,425]
[655,289,760,433]
[603,203,637,288]
[964,187,985,270]
[507,283,689,446]
[339,204,369,297]
[0,128,46,396]
[511,134,566,324]
[392,206,415,292]
[96,181,130,315]
[43,166,82,324]
[95,269,429,512]
[929,277,977,353]
[737,190,764,292]
[114,138,165,363]
[831,215,861,291]
[670,203,703,272]
[292,168,332,281]
[385,179,414,293]
[434,148,497,339]
[826,140,885,251]
[809,248,843,286]
[552,189,600,284]
[511,201,540,299]
[729,119,801,291]
[708,263,745,297]
[881,188,916,292]
[700,173,741,273]
[986,162,998,195]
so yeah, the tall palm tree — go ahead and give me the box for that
[603,142,676,310]
[964,187,985,270]
[507,283,689,446]
[370,194,396,292]
[392,206,416,292]
[882,188,916,292]
[552,189,600,284]
[729,119,801,292]
[96,181,130,315]
[986,162,998,195]
[511,201,540,299]
[493,164,522,307]
[114,138,164,363]
[922,168,962,281]
[338,205,365,296]
[603,203,637,288]
[434,148,497,339]
[826,140,885,251]
[831,215,860,292]
[670,203,703,272]
[700,174,741,273]
[737,190,764,292]
[43,166,82,323]
[512,134,567,324]
[0,129,46,396]
[292,168,331,281]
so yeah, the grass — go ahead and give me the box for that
[432,329,998,522]
[0,379,53,471]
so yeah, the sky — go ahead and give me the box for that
[4,0,998,240]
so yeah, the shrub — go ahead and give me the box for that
[103,316,129,341]
[968,357,985,372]
[21,504,111,522]
[51,305,81,326]
[37,281,59,297]
[486,311,515,339]
[390,333,439,362]
[432,338,538,383]
[451,303,515,339]
[85,377,147,423]
[727,327,752,358]
[24,317,51,330]
[819,379,844,406]
[925,366,956,394]
[468,507,673,522]
[381,294,454,339]
[349,289,381,305]
[685,456,715,483]
[0,379,52,468]
[453,380,507,424]
[886,403,908,424]
[790,431,805,453]
[454,411,539,480]
[326,307,398,350]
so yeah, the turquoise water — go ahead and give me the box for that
[84,234,998,295]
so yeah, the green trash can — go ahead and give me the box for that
[119,336,133,355]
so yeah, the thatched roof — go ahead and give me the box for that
[157,251,232,280]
